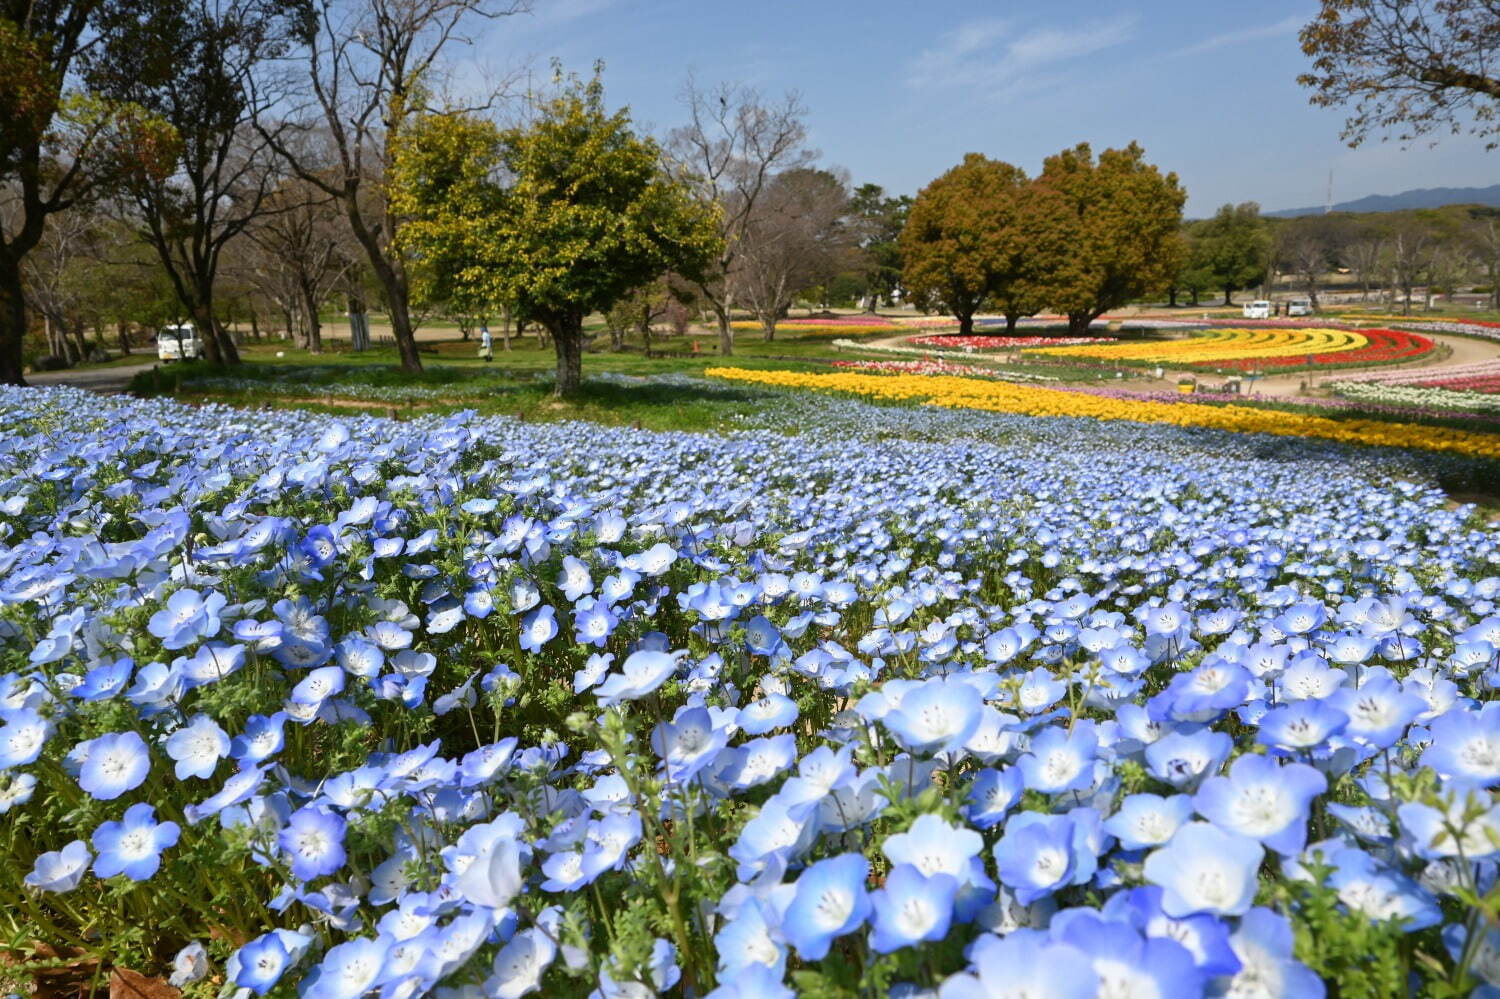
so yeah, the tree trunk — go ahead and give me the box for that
[249,310,261,341]
[190,303,225,364]
[118,321,131,354]
[1004,313,1020,335]
[1167,288,1178,308]
[958,312,974,335]
[1223,287,1233,306]
[0,259,28,386]
[550,312,584,396]
[762,315,776,341]
[301,282,322,354]
[714,303,734,356]
[501,304,512,352]
[1067,312,1095,336]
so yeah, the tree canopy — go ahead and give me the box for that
[397,71,720,395]
[1191,203,1271,305]
[1300,0,1500,147]
[1037,142,1185,333]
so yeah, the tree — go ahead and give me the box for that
[1277,220,1331,310]
[1345,232,1386,300]
[1389,225,1431,313]
[1472,216,1500,309]
[848,183,910,309]
[1193,203,1270,305]
[1300,1,1500,148]
[0,1,125,384]
[90,0,296,366]
[260,0,529,374]
[399,74,719,395]
[1036,142,1186,334]
[667,78,811,356]
[900,154,1045,335]
[246,178,347,352]
[732,167,851,340]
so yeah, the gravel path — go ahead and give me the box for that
[25,361,158,394]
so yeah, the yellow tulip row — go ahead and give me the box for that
[703,367,1500,460]
[1026,327,1367,363]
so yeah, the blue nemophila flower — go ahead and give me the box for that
[573,598,619,647]
[302,936,387,999]
[1102,885,1243,976]
[1194,754,1326,855]
[1256,699,1349,753]
[869,863,959,953]
[229,930,298,994]
[558,555,593,601]
[651,704,730,783]
[148,588,226,650]
[231,712,286,764]
[1421,703,1500,786]
[1213,907,1325,998]
[1158,661,1252,723]
[781,853,871,960]
[451,820,528,908]
[965,768,1023,829]
[24,839,91,892]
[1105,793,1195,850]
[882,677,984,754]
[1018,721,1098,795]
[77,730,151,800]
[1144,821,1263,916]
[0,773,37,813]
[92,802,179,880]
[594,649,681,706]
[1397,794,1500,860]
[165,714,230,780]
[738,692,798,734]
[939,932,1097,999]
[486,927,556,998]
[704,963,794,999]
[0,707,50,769]
[993,812,1078,904]
[1327,674,1426,749]
[1144,727,1231,790]
[1051,913,1206,998]
[277,806,346,882]
[72,657,133,701]
[168,941,209,988]
[519,605,558,653]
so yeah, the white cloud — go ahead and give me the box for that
[1171,13,1307,58]
[905,14,1137,96]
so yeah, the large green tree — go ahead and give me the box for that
[1193,202,1271,305]
[899,153,1038,335]
[398,73,719,395]
[1036,142,1185,334]
[848,183,911,309]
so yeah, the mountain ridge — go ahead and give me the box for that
[1265,184,1500,217]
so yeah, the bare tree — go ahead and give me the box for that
[1389,226,1431,314]
[667,78,812,356]
[1346,234,1386,301]
[88,0,301,365]
[258,0,528,372]
[1473,217,1500,310]
[1276,224,1329,310]
[732,167,851,340]
[245,178,348,352]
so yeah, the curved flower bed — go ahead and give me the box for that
[830,358,1059,381]
[1326,360,1500,390]
[706,366,1500,458]
[907,334,1113,350]
[1028,327,1372,365]
[9,385,1500,996]
[1331,381,1500,415]
[1209,327,1435,371]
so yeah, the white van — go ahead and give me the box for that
[1242,300,1272,320]
[1287,298,1313,317]
[156,324,201,362]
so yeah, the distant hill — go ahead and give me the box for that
[1266,185,1500,217]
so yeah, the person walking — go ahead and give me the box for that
[479,324,494,363]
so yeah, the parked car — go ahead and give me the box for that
[156,324,201,362]
[1287,298,1313,317]
[1242,300,1272,320]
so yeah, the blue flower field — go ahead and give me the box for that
[4,384,1500,997]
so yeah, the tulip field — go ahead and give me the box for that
[5,372,1500,998]
[1023,326,1436,370]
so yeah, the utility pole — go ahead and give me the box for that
[1324,170,1334,214]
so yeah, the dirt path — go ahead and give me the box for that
[25,361,157,394]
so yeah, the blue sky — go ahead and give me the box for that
[473,0,1499,216]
